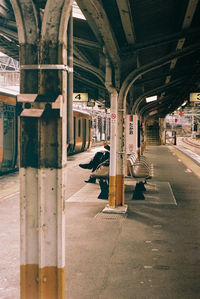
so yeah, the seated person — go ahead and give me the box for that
[79,145,110,183]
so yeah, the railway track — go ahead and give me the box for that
[181,137,200,149]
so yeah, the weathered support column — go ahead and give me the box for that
[10,1,74,298]
[103,57,127,212]
[116,104,125,206]
[104,57,118,208]
[67,11,74,145]
[159,118,166,145]
[19,60,67,299]
[116,84,129,210]
[108,91,118,207]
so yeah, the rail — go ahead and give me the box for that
[181,137,200,149]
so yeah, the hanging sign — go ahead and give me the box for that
[126,115,138,154]
[190,93,200,102]
[73,93,88,102]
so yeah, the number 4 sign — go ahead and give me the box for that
[190,93,200,102]
[73,93,88,102]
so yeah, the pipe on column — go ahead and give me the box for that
[67,12,74,145]
[105,57,118,207]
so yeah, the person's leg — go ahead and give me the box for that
[92,151,110,171]
[79,151,104,169]
[85,176,96,183]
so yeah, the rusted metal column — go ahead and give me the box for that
[67,11,74,145]
[159,118,166,145]
[19,51,68,299]
[116,103,125,206]
[10,1,74,298]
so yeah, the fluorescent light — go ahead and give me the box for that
[182,101,187,107]
[146,95,157,103]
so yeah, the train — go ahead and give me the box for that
[0,89,92,174]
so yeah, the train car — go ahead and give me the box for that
[67,109,92,155]
[0,89,92,174]
[0,89,18,174]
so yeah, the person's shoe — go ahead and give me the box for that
[85,177,96,183]
[79,163,93,169]
[104,144,110,151]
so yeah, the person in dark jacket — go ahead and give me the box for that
[79,145,110,183]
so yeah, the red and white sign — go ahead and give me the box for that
[111,112,117,123]
[111,113,117,119]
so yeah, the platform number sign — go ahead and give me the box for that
[73,93,88,102]
[190,93,200,102]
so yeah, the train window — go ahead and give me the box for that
[78,119,81,137]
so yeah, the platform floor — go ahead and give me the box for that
[1,145,200,298]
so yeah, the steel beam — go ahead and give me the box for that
[168,0,199,81]
[76,0,120,65]
[133,76,188,114]
[73,36,101,49]
[74,57,105,84]
[116,0,135,44]
[120,26,200,56]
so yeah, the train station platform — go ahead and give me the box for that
[1,145,200,298]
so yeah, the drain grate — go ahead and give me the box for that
[94,212,127,221]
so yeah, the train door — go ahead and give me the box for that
[85,118,91,150]
[73,116,76,150]
[81,118,86,151]
[0,103,17,172]
[0,103,3,168]
[74,117,82,152]
[88,119,92,148]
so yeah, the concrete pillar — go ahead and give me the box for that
[10,1,73,298]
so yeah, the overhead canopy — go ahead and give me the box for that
[0,0,200,118]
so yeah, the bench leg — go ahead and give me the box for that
[98,179,109,199]
[132,181,146,200]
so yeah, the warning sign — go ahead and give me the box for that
[111,113,117,123]
[111,113,116,120]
